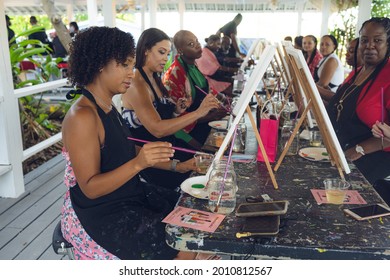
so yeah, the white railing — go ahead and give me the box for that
[15,79,68,161]
[0,75,68,198]
[15,79,68,162]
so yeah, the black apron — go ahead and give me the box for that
[327,81,390,184]
[130,68,192,188]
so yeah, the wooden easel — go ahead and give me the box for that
[273,47,350,178]
[209,45,279,190]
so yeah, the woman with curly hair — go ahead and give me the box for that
[61,26,198,260]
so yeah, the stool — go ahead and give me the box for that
[52,220,75,260]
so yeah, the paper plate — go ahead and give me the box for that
[298,147,330,162]
[299,129,310,140]
[180,176,209,199]
[208,120,228,130]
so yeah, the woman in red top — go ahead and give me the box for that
[327,17,390,184]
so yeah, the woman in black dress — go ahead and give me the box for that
[61,26,198,260]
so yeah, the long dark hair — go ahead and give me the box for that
[135,28,171,97]
[304,35,319,65]
[322,34,338,54]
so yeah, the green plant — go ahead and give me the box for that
[329,7,358,62]
[371,0,390,17]
[9,28,68,150]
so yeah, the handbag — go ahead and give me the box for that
[256,100,280,163]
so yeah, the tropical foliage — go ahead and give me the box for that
[329,0,390,64]
[9,28,69,171]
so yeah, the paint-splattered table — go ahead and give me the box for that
[166,138,390,259]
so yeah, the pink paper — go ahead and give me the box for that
[162,206,225,233]
[310,189,367,204]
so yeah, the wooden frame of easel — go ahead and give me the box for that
[207,45,279,190]
[280,42,315,129]
[273,46,350,178]
[240,38,262,72]
[260,44,292,106]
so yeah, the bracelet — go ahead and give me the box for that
[355,144,365,156]
[170,159,180,171]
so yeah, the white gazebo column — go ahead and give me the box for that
[356,0,372,37]
[103,0,121,109]
[103,0,116,27]
[141,4,145,31]
[178,0,184,30]
[148,0,157,28]
[320,0,330,36]
[66,3,73,22]
[87,0,98,26]
[296,1,303,36]
[0,5,25,198]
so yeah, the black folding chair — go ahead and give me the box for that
[52,220,75,260]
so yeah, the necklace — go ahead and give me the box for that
[335,67,375,122]
[336,84,357,121]
[87,88,113,111]
[85,88,124,128]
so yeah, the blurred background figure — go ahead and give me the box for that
[294,35,303,50]
[215,36,242,78]
[315,35,344,103]
[302,35,323,77]
[69,21,79,38]
[345,38,363,69]
[284,36,293,42]
[216,13,245,58]
[196,34,235,95]
[28,15,52,53]
[6,15,15,44]
[28,16,50,45]
[50,32,68,58]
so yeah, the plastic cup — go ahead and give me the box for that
[213,132,226,147]
[310,131,322,147]
[323,179,350,204]
[194,152,214,175]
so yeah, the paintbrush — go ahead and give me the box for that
[127,136,210,155]
[195,85,230,112]
[381,87,384,150]
[214,124,238,213]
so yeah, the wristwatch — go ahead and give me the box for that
[355,145,365,156]
[170,159,180,171]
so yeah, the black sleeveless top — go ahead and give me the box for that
[69,89,178,259]
[128,68,175,144]
[327,75,390,183]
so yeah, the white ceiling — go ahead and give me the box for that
[4,0,357,16]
